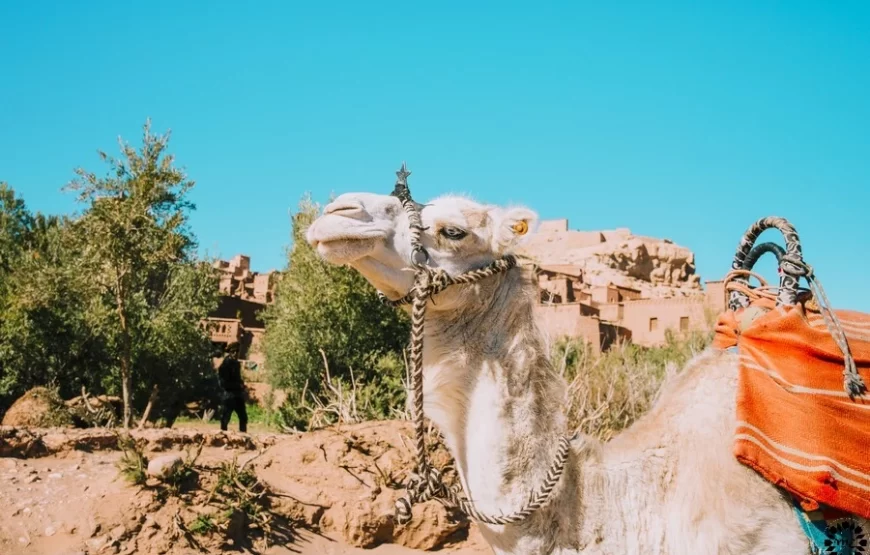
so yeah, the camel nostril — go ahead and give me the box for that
[325,202,363,215]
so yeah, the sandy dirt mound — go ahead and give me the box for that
[0,422,491,555]
[1,387,74,428]
[253,421,471,550]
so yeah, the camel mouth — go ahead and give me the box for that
[312,236,379,264]
[306,215,387,264]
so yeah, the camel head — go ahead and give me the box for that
[306,191,538,306]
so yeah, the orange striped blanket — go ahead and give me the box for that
[713,302,870,520]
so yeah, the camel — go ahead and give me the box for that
[305,185,868,554]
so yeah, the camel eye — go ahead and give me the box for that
[439,226,468,240]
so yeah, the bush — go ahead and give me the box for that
[554,327,714,441]
[263,195,410,430]
[272,351,409,432]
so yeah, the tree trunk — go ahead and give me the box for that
[120,352,133,428]
[138,384,159,429]
[115,277,134,429]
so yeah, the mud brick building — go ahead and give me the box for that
[202,255,276,368]
[522,220,726,354]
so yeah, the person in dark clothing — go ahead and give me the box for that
[218,342,248,433]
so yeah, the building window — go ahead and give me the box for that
[680,316,689,331]
[649,317,658,332]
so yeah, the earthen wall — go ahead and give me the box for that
[620,298,708,347]
[533,304,602,355]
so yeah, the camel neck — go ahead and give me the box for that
[420,267,580,551]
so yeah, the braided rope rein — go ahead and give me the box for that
[381,164,573,526]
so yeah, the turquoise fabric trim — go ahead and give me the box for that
[791,497,865,554]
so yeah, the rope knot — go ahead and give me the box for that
[426,269,453,295]
[394,464,454,525]
[779,253,812,278]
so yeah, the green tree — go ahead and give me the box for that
[0,183,33,278]
[64,119,215,427]
[0,187,106,415]
[130,260,222,426]
[262,194,410,426]
[0,217,110,410]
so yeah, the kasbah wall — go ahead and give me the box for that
[528,218,728,355]
[535,287,725,356]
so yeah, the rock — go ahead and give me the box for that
[321,499,394,548]
[88,520,102,538]
[254,421,467,551]
[146,454,183,479]
[86,536,106,551]
[393,502,466,550]
[45,525,57,537]
[49,472,63,479]
[109,524,126,542]
[24,475,39,484]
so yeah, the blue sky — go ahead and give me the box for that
[1,1,868,311]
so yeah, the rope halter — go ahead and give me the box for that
[379,162,574,526]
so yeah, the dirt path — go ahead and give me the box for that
[0,450,138,554]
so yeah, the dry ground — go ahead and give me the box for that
[0,423,491,555]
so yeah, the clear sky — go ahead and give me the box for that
[2,1,868,311]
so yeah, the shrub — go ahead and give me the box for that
[263,195,410,429]
[555,327,714,441]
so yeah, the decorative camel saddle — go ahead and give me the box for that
[713,217,870,552]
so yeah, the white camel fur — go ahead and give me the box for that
[305,191,867,554]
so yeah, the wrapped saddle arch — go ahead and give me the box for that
[713,216,870,554]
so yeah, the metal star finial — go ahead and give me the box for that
[395,162,411,186]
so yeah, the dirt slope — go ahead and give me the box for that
[0,422,491,555]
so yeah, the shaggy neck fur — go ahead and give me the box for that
[419,266,586,554]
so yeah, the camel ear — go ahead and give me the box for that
[491,206,538,253]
